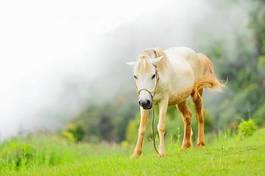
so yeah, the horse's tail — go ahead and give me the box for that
[193,53,224,98]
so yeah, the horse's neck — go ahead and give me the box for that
[156,57,171,75]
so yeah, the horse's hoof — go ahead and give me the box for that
[196,143,205,148]
[130,151,141,159]
[130,154,140,159]
[158,153,165,157]
[181,143,192,150]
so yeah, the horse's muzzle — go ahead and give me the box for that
[139,99,152,109]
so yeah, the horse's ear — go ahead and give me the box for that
[150,56,163,65]
[126,61,136,66]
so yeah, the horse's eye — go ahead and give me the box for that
[134,75,138,79]
[151,74,156,79]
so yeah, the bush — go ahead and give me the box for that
[237,119,257,139]
[62,123,85,143]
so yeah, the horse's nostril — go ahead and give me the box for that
[138,100,141,105]
[146,100,150,105]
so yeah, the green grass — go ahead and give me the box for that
[0,129,265,176]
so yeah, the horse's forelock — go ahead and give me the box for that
[136,57,153,74]
[143,48,164,58]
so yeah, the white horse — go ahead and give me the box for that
[127,47,223,158]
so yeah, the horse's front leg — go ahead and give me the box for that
[131,107,149,159]
[157,95,169,157]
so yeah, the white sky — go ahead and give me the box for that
[0,0,169,138]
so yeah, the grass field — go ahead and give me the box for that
[0,129,265,176]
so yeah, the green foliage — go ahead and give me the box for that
[125,113,140,144]
[249,0,265,54]
[237,119,257,139]
[64,99,137,143]
[253,102,265,125]
[62,123,85,143]
[257,55,265,78]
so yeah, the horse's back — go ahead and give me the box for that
[164,47,223,90]
[164,47,198,77]
[164,47,196,97]
[165,47,196,61]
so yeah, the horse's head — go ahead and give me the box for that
[127,55,163,110]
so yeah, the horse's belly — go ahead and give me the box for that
[168,89,192,105]
[167,68,195,105]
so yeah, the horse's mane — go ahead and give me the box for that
[142,48,166,58]
[139,48,168,72]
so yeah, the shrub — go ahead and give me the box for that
[237,119,257,139]
[62,123,85,143]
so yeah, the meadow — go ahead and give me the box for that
[0,127,264,176]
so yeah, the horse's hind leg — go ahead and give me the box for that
[191,89,205,147]
[177,100,192,149]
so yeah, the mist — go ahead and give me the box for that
[0,0,251,139]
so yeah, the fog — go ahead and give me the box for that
[0,0,250,139]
